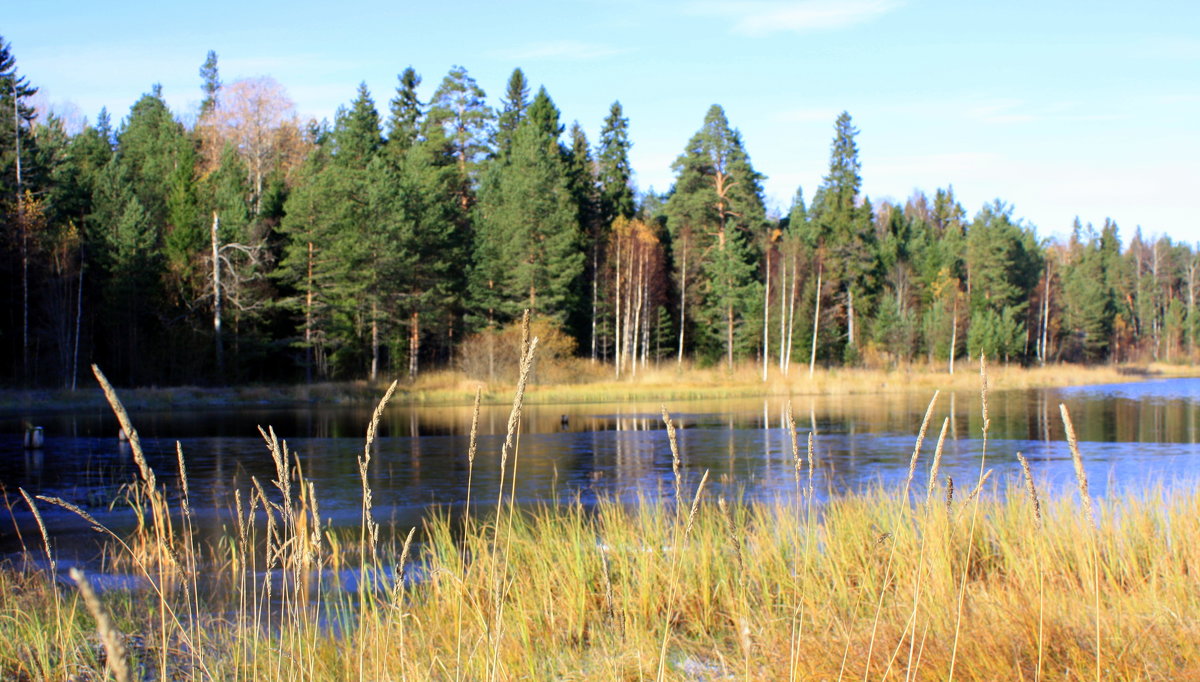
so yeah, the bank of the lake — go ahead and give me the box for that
[3,360,1197,415]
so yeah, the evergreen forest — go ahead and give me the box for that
[2,40,1196,388]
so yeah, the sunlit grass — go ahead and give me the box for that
[4,358,1196,412]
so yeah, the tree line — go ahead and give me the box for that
[1,39,1195,388]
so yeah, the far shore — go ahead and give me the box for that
[2,360,1197,416]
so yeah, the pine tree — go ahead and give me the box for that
[424,65,492,213]
[665,104,766,368]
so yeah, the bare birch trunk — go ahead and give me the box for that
[786,253,798,374]
[591,243,598,363]
[305,241,315,384]
[1189,257,1198,359]
[614,234,622,378]
[778,254,787,371]
[211,212,224,378]
[642,282,651,369]
[631,249,644,377]
[949,296,958,375]
[846,287,855,350]
[727,301,734,372]
[677,236,687,367]
[71,247,84,391]
[409,310,420,380]
[628,243,638,374]
[809,266,822,379]
[762,247,770,382]
[1041,269,1050,365]
[370,300,379,382]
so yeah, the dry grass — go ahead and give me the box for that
[4,348,1200,680]
[6,358,1196,414]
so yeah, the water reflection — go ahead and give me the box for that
[3,379,1199,562]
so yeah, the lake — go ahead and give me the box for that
[3,377,1199,564]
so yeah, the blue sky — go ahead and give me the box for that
[9,0,1199,244]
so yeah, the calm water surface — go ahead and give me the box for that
[2,378,1199,562]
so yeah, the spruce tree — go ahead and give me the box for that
[496,68,530,156]
[565,121,601,345]
[387,67,422,154]
[808,111,877,362]
[964,200,1042,360]
[199,50,220,117]
[597,101,634,225]
[471,88,582,328]
[333,83,383,167]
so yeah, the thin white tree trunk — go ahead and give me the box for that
[370,300,379,382]
[71,247,84,391]
[786,253,798,374]
[631,248,644,377]
[677,236,687,367]
[949,296,958,375]
[778,253,788,370]
[642,281,651,369]
[305,241,314,383]
[614,234,623,378]
[211,212,224,377]
[1041,269,1050,365]
[847,287,855,349]
[409,310,419,380]
[591,242,599,363]
[762,247,770,382]
[809,266,822,379]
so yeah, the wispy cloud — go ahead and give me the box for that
[495,40,632,62]
[771,105,843,124]
[687,0,902,36]
[965,98,1126,125]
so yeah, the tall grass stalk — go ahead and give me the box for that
[925,418,949,505]
[1017,452,1045,681]
[656,468,710,681]
[356,380,397,681]
[663,405,683,517]
[453,386,482,681]
[489,326,538,680]
[1060,402,1101,681]
[948,353,990,680]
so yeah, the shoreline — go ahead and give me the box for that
[1,360,1197,416]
